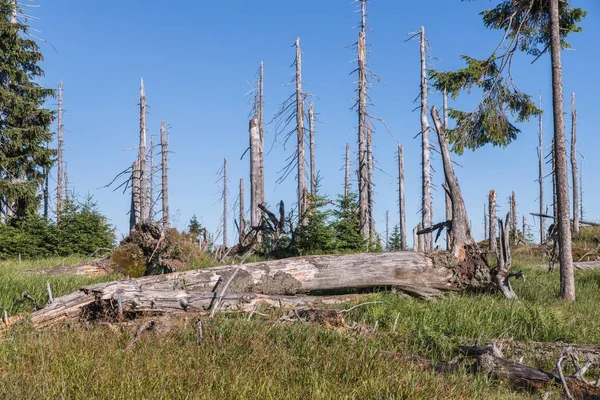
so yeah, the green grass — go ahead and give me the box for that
[0,253,598,398]
[0,256,120,315]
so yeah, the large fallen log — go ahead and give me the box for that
[5,251,490,331]
[535,261,600,271]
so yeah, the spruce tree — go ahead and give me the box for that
[0,2,55,221]
[387,225,402,252]
[332,192,365,252]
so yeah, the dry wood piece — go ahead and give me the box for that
[419,26,433,251]
[22,291,42,310]
[24,258,112,277]
[125,319,155,351]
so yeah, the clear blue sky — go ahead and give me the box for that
[31,0,600,245]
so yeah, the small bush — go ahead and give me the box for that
[110,243,146,278]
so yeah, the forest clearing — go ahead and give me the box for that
[1,0,599,398]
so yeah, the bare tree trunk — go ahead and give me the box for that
[571,92,579,236]
[309,101,316,195]
[344,143,350,198]
[483,203,488,242]
[249,118,263,236]
[139,79,148,223]
[149,135,155,222]
[522,215,527,244]
[420,26,433,251]
[538,94,545,244]
[295,38,307,223]
[443,87,452,251]
[160,120,169,227]
[222,158,228,248]
[552,139,557,220]
[412,226,418,252]
[550,0,575,302]
[43,144,49,220]
[579,165,584,221]
[367,122,375,238]
[239,178,245,246]
[385,210,389,251]
[63,162,69,205]
[431,107,475,260]
[398,145,407,251]
[130,160,141,231]
[357,0,369,239]
[56,81,64,223]
[511,191,517,245]
[417,224,425,252]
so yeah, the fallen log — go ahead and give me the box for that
[535,261,600,271]
[24,258,112,277]
[4,251,490,331]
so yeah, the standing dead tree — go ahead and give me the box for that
[249,118,263,238]
[367,122,375,237]
[356,0,370,239]
[239,178,246,246]
[537,93,545,244]
[222,158,228,247]
[295,38,307,223]
[385,210,389,251]
[443,87,451,251]
[148,134,155,222]
[309,100,316,195]
[344,143,351,198]
[138,78,149,223]
[419,26,433,251]
[56,81,64,223]
[160,120,169,227]
[398,144,407,251]
[571,92,579,235]
[511,191,517,245]
[496,213,519,300]
[130,160,141,231]
[483,202,488,242]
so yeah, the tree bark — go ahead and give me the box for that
[385,210,389,250]
[511,191,517,245]
[139,78,149,223]
[160,120,169,227]
[420,26,433,251]
[56,81,64,224]
[367,121,375,238]
[550,0,575,302]
[149,134,155,221]
[483,203,488,243]
[489,190,497,252]
[538,94,545,244]
[130,160,141,231]
[398,145,407,251]
[571,92,579,236]
[295,38,307,223]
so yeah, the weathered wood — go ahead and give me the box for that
[538,93,546,244]
[309,101,316,196]
[357,0,369,239]
[344,143,350,198]
[139,78,149,222]
[571,92,579,235]
[295,37,307,222]
[57,81,64,224]
[443,87,452,251]
[511,191,517,245]
[24,259,112,277]
[431,107,475,260]
[249,118,262,235]
[420,26,433,251]
[398,145,407,251]
[496,214,518,300]
[367,121,375,239]
[130,160,141,231]
[536,261,600,271]
[239,178,246,245]
[222,158,228,247]
[160,120,169,227]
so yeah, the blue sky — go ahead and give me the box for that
[31,0,600,246]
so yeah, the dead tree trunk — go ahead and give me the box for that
[139,78,149,223]
[43,145,49,219]
[552,139,557,221]
[431,107,475,260]
[309,101,316,196]
[56,81,64,224]
[538,94,545,244]
[496,214,518,300]
[483,203,488,242]
[443,87,452,251]
[571,92,579,236]
[130,160,141,231]
[398,145,407,251]
[522,215,527,243]
[222,158,228,248]
[367,122,375,238]
[149,135,155,221]
[160,120,169,227]
[344,143,350,198]
[249,118,263,237]
[385,210,389,251]
[511,191,517,245]
[550,0,575,302]
[417,224,425,253]
[239,178,246,246]
[63,162,69,205]
[295,37,307,223]
[357,0,369,239]
[420,26,433,251]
